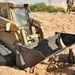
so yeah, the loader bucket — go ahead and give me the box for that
[16,32,75,69]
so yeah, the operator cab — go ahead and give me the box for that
[0,2,31,36]
[11,3,31,36]
[0,2,44,44]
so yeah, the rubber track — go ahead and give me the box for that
[0,41,16,66]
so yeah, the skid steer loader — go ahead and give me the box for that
[0,2,75,69]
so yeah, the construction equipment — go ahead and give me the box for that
[0,2,75,69]
[66,0,74,14]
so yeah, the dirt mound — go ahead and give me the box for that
[30,12,75,38]
[0,12,75,75]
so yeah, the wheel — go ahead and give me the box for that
[0,44,16,66]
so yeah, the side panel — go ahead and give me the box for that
[0,31,23,53]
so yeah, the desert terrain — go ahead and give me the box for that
[51,2,67,10]
[0,12,75,75]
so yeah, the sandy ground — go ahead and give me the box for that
[0,12,75,75]
[30,12,75,38]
